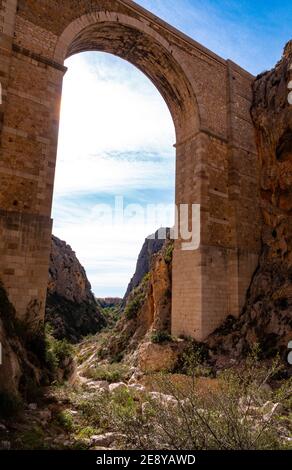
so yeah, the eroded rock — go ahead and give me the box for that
[46,235,106,343]
[138,341,181,373]
[101,239,173,362]
[90,432,123,447]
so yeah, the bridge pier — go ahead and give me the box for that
[0,0,261,345]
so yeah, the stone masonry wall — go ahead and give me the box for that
[0,0,261,350]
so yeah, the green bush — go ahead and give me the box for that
[76,426,99,439]
[83,363,130,384]
[164,243,174,264]
[56,410,74,431]
[77,388,137,432]
[53,338,74,363]
[111,352,125,364]
[141,272,150,285]
[124,294,145,320]
[45,324,74,372]
[151,331,173,344]
[178,339,211,377]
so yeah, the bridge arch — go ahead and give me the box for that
[0,0,261,346]
[53,11,200,143]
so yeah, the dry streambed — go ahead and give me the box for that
[1,367,291,450]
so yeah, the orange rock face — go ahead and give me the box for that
[102,241,173,363]
[138,341,180,373]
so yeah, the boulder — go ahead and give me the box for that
[109,382,128,394]
[90,432,122,447]
[138,341,180,373]
[148,392,177,405]
[87,380,110,392]
[128,383,146,398]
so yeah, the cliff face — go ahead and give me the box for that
[0,284,26,395]
[243,42,292,357]
[209,42,292,361]
[101,239,173,361]
[0,283,49,397]
[123,229,170,301]
[46,236,105,343]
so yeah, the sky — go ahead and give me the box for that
[52,0,292,298]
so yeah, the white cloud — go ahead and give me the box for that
[54,53,175,196]
[53,52,175,296]
[53,199,174,297]
[53,151,174,196]
[57,56,173,155]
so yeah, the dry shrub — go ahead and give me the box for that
[92,355,291,450]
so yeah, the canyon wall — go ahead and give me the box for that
[46,235,105,343]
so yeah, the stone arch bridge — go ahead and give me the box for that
[0,0,261,341]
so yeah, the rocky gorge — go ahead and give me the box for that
[0,42,292,451]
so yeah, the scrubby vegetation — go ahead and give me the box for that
[1,339,291,450]
[98,305,121,328]
[55,409,75,431]
[164,242,174,264]
[44,324,74,374]
[177,339,213,378]
[123,274,149,321]
[151,330,173,344]
[78,357,291,450]
[35,351,290,451]
[124,293,146,320]
[83,363,131,384]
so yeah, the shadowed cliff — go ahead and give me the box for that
[45,236,106,343]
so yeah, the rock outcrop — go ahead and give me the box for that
[138,341,183,373]
[241,41,292,358]
[45,236,105,343]
[0,283,47,397]
[101,238,173,363]
[0,284,26,395]
[123,228,170,302]
[209,41,292,362]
